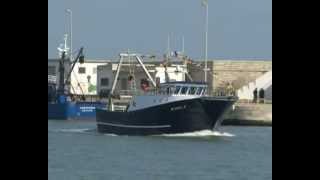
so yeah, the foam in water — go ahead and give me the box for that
[155,130,235,137]
[103,133,118,137]
[57,128,91,133]
[52,129,234,137]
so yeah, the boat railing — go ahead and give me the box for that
[209,87,238,97]
[113,105,127,112]
[210,91,237,97]
[119,90,136,97]
[118,89,157,96]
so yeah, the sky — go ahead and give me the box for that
[48,0,272,60]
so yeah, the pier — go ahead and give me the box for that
[222,102,272,126]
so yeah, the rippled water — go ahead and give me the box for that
[48,120,272,180]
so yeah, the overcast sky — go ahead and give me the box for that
[48,0,272,60]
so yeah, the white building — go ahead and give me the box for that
[70,60,110,95]
[48,59,110,95]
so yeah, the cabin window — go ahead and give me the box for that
[203,88,207,95]
[189,87,197,95]
[180,87,189,95]
[100,78,109,86]
[160,86,170,95]
[48,66,56,75]
[170,87,175,95]
[78,67,86,74]
[196,87,203,95]
[158,87,166,95]
[174,86,181,94]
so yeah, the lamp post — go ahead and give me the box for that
[182,36,185,54]
[202,0,208,83]
[66,9,73,61]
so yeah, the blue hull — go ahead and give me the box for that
[48,102,106,120]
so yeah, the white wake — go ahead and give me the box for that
[155,130,235,137]
[53,129,235,137]
[56,128,91,133]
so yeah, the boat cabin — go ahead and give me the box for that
[156,82,207,96]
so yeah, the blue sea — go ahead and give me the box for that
[48,120,272,180]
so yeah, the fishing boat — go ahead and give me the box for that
[96,53,237,135]
[48,35,106,120]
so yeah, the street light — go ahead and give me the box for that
[202,0,208,83]
[182,36,185,54]
[66,8,72,61]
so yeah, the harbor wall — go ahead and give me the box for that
[222,103,272,126]
[189,60,272,94]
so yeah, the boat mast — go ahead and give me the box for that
[135,55,156,87]
[108,53,157,111]
[111,53,157,88]
[108,54,124,111]
[57,34,70,96]
[110,55,124,96]
[57,34,85,99]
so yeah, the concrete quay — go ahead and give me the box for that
[222,102,272,126]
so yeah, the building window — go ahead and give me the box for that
[93,67,97,74]
[100,78,109,86]
[121,78,128,90]
[78,67,86,74]
[48,66,56,75]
